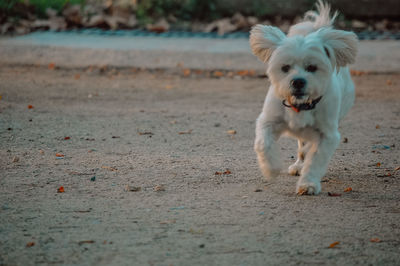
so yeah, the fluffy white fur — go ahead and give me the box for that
[250,1,358,195]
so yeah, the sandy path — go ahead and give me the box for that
[0,66,399,265]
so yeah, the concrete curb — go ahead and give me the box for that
[0,32,399,73]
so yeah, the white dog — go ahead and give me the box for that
[250,1,358,195]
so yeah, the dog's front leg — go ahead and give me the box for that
[297,131,340,195]
[254,114,284,180]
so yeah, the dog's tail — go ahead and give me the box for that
[304,0,338,29]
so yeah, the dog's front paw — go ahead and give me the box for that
[288,161,302,176]
[296,180,321,195]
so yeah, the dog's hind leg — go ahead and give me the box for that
[288,140,306,176]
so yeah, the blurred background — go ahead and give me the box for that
[1,0,400,37]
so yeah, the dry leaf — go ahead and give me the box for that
[124,185,141,192]
[74,74,80,80]
[213,71,224,77]
[215,169,231,175]
[55,153,64,157]
[375,125,380,129]
[394,166,400,171]
[227,130,236,135]
[64,136,70,140]
[165,84,173,90]
[78,240,95,245]
[57,186,65,193]
[12,156,19,163]
[370,238,381,243]
[48,63,56,70]
[329,241,340,248]
[344,187,353,192]
[160,220,176,224]
[236,70,255,76]
[328,192,342,197]
[183,69,191,77]
[26,242,35,247]
[376,162,381,167]
[386,80,393,86]
[138,131,153,136]
[28,105,34,109]
[178,129,192,135]
[153,185,165,192]
[101,166,118,171]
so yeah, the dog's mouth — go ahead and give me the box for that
[283,95,323,113]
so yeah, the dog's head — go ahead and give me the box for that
[250,25,358,105]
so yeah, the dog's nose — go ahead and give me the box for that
[291,78,307,91]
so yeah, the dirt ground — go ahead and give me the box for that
[0,65,399,266]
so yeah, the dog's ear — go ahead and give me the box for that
[249,25,286,63]
[317,28,358,67]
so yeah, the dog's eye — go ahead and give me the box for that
[281,65,291,73]
[306,65,318,73]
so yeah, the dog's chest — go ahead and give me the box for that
[284,110,315,130]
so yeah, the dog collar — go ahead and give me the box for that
[282,96,323,113]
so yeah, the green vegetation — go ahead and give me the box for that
[28,0,85,16]
[0,0,85,18]
[136,0,221,24]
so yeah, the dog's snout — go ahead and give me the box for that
[291,78,307,91]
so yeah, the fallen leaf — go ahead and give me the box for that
[57,186,65,193]
[64,136,70,140]
[394,166,400,171]
[165,84,173,89]
[26,242,35,247]
[178,129,192,135]
[236,70,255,76]
[386,80,392,86]
[138,131,153,136]
[101,166,117,171]
[227,130,236,135]
[376,125,380,129]
[370,238,381,243]
[12,156,19,163]
[344,187,353,192]
[183,69,191,77]
[213,71,224,77]
[0,95,2,100]
[78,240,95,245]
[55,153,64,157]
[160,220,176,224]
[28,104,34,109]
[124,185,141,192]
[74,74,80,80]
[153,185,165,192]
[329,241,340,248]
[376,162,381,167]
[48,62,56,70]
[350,70,366,76]
[328,192,342,197]
[215,169,231,175]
